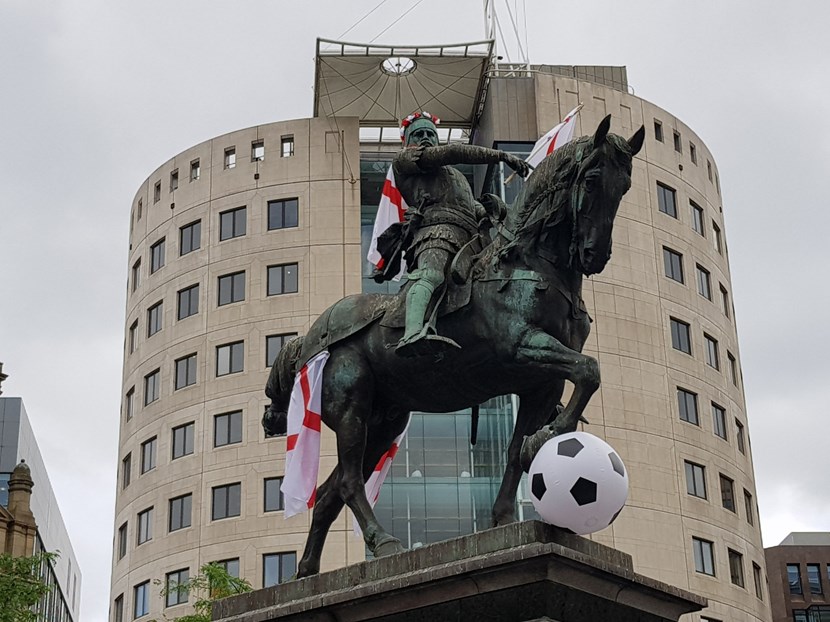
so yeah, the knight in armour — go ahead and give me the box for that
[389,111,529,356]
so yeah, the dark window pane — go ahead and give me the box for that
[264,477,284,512]
[789,564,803,594]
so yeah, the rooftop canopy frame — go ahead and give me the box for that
[314,38,495,130]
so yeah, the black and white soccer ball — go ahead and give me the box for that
[528,431,629,534]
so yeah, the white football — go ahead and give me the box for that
[528,431,629,534]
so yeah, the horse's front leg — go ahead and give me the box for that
[492,385,563,527]
[515,329,599,469]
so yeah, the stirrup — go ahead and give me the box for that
[396,328,461,358]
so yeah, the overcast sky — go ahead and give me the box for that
[1,1,829,620]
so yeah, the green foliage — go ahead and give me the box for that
[0,552,57,622]
[153,563,252,622]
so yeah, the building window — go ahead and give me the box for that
[166,569,189,607]
[696,265,711,300]
[150,238,165,274]
[684,461,706,499]
[219,207,247,241]
[147,301,163,337]
[172,422,194,459]
[653,119,663,142]
[662,247,684,283]
[137,507,153,545]
[707,160,713,182]
[169,493,192,532]
[713,222,723,253]
[117,522,128,560]
[263,552,297,587]
[689,142,697,165]
[736,419,746,454]
[144,369,160,405]
[753,562,763,600]
[266,333,298,367]
[789,564,803,594]
[252,140,265,162]
[720,285,730,318]
[212,483,241,520]
[132,259,141,291]
[808,564,823,594]
[728,352,739,386]
[728,549,745,587]
[720,473,735,512]
[154,181,161,203]
[125,387,135,420]
[129,320,138,353]
[175,354,197,390]
[267,263,299,296]
[673,130,682,153]
[121,453,131,489]
[134,581,150,618]
[224,147,236,169]
[218,271,245,306]
[137,198,143,221]
[140,437,157,474]
[190,159,200,181]
[264,477,284,512]
[114,594,124,622]
[215,411,243,447]
[215,558,240,578]
[794,611,808,622]
[281,135,294,158]
[670,318,691,354]
[267,198,299,230]
[690,201,704,236]
[656,182,677,218]
[692,537,715,576]
[216,341,244,376]
[744,489,754,526]
[704,334,720,370]
[170,169,179,192]
[177,284,199,320]
[677,388,699,425]
[712,403,727,440]
[180,220,201,255]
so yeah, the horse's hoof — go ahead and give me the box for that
[491,514,517,527]
[374,536,405,557]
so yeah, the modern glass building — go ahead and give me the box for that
[112,39,769,622]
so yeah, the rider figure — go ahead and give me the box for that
[392,111,529,356]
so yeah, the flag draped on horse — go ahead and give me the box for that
[282,351,408,520]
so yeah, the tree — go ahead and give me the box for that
[0,552,56,622]
[153,563,252,622]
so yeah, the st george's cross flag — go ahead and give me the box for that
[282,350,409,521]
[526,104,584,169]
[366,164,409,279]
[282,351,330,517]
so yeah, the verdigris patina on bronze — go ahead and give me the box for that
[264,114,645,578]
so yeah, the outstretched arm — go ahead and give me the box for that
[414,144,530,177]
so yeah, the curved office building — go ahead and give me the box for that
[111,41,769,622]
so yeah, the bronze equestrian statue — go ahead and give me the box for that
[264,115,645,578]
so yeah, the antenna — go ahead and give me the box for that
[483,0,530,74]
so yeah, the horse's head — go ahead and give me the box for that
[569,116,645,275]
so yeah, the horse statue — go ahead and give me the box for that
[263,115,645,578]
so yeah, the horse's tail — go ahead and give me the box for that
[262,336,305,436]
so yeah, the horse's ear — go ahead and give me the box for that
[627,125,645,156]
[593,115,612,149]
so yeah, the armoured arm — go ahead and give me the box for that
[415,144,529,177]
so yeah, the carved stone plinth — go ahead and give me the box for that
[213,521,706,622]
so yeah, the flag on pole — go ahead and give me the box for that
[367,164,408,274]
[282,351,330,517]
[526,104,583,169]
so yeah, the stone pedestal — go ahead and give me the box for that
[213,521,706,622]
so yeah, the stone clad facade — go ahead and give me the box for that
[112,65,769,622]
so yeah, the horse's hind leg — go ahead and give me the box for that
[297,467,344,578]
[492,385,563,526]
